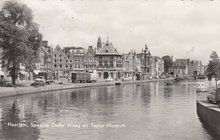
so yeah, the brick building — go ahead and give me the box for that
[53,46,85,78]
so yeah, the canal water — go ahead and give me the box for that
[0,81,215,140]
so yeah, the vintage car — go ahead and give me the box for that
[30,78,45,86]
[106,77,114,82]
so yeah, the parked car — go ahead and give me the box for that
[31,78,45,87]
[54,80,63,84]
[122,77,132,81]
[106,77,113,82]
[0,79,11,87]
[160,75,167,79]
[152,76,159,79]
[38,72,54,84]
[207,88,220,107]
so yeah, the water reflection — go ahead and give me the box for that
[0,100,40,140]
[0,81,215,140]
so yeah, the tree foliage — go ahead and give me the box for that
[162,55,173,73]
[206,51,220,80]
[0,1,42,85]
[209,51,219,62]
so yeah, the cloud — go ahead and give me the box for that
[2,0,220,64]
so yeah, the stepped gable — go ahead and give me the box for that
[96,40,120,55]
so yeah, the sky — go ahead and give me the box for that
[1,0,220,64]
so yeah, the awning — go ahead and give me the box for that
[33,70,40,75]
[0,70,4,76]
[19,71,28,75]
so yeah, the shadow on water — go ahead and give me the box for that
[0,100,40,140]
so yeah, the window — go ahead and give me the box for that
[54,59,56,62]
[70,60,72,63]
[60,54,62,57]
[105,50,109,53]
[104,61,108,66]
[99,61,102,66]
[60,65,62,68]
[60,59,62,62]
[110,62,113,67]
[54,54,57,57]
[66,60,68,63]
[54,64,57,68]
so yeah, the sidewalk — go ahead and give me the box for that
[0,78,173,98]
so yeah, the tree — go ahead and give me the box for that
[0,1,42,85]
[206,51,220,80]
[162,55,173,73]
[210,51,219,62]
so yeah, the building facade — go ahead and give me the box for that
[151,56,164,78]
[32,40,53,79]
[122,50,141,80]
[96,38,122,80]
[53,46,86,78]
[168,59,190,76]
[137,45,152,79]
[84,46,96,73]
[168,59,205,77]
[188,60,205,76]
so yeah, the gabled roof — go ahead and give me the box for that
[55,45,62,52]
[96,40,120,55]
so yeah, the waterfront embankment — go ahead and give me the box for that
[0,78,172,98]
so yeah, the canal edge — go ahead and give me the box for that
[0,78,173,98]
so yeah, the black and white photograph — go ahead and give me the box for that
[0,0,220,139]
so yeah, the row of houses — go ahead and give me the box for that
[168,58,205,77]
[0,36,206,82]
[31,37,165,81]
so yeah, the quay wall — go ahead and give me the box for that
[0,78,172,98]
[197,101,220,136]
